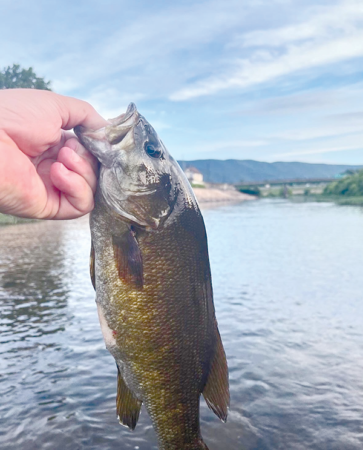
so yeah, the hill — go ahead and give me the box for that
[177,160,363,184]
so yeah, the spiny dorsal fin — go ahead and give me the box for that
[90,243,96,290]
[112,230,143,289]
[202,329,230,422]
[116,365,142,430]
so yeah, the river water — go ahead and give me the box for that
[1,199,363,450]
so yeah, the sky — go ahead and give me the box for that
[1,0,363,164]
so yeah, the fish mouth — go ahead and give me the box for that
[74,103,138,147]
[74,105,139,168]
[74,125,106,141]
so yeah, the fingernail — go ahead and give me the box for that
[58,162,68,174]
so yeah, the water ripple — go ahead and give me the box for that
[1,202,363,449]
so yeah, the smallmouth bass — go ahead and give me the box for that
[75,104,229,449]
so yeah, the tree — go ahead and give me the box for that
[0,64,51,90]
[323,169,363,197]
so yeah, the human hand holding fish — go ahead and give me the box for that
[0,89,108,219]
[0,90,229,448]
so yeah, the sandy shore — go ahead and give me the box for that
[193,187,256,204]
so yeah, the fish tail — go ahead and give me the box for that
[160,437,209,449]
[183,439,209,449]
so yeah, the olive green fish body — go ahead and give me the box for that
[75,104,229,449]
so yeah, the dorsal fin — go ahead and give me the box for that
[202,328,230,422]
[116,365,142,430]
[112,230,143,289]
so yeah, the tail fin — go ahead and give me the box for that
[183,439,209,449]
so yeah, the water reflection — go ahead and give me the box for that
[0,221,69,341]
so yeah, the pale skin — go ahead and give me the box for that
[0,89,108,219]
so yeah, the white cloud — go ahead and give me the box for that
[188,139,268,153]
[273,121,363,141]
[236,84,363,115]
[272,131,363,159]
[171,32,363,100]
[170,0,363,100]
[274,143,363,158]
[21,0,254,97]
[239,0,363,48]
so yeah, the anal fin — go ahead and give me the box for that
[116,365,142,430]
[202,330,230,422]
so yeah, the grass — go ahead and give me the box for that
[191,183,206,188]
[0,213,36,226]
[335,196,363,206]
[291,195,363,206]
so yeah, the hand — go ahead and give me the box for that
[0,89,108,219]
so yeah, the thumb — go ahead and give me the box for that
[55,94,109,131]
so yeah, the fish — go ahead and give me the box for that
[74,103,229,450]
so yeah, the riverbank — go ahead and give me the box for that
[286,195,363,206]
[193,187,255,203]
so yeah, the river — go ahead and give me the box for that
[1,199,363,449]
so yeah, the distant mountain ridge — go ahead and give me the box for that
[177,160,363,184]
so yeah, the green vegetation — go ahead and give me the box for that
[297,195,363,206]
[323,169,363,197]
[279,170,363,207]
[237,186,261,196]
[0,64,51,90]
[263,186,292,198]
[0,213,36,226]
[0,64,51,225]
[191,183,205,188]
[304,188,310,196]
[335,196,363,206]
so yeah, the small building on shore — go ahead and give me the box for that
[184,166,204,185]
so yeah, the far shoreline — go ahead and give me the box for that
[193,186,256,204]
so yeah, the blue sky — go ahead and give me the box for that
[1,0,363,163]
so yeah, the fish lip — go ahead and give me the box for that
[74,125,106,142]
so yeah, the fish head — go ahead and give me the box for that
[74,103,181,229]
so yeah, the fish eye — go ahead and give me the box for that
[144,143,162,158]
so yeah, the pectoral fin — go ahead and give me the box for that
[116,365,142,430]
[112,230,143,289]
[202,330,230,422]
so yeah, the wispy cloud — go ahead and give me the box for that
[239,0,363,48]
[273,121,363,141]
[170,1,363,100]
[186,139,268,154]
[236,84,363,115]
[274,143,363,158]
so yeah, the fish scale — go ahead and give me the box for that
[75,103,229,449]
